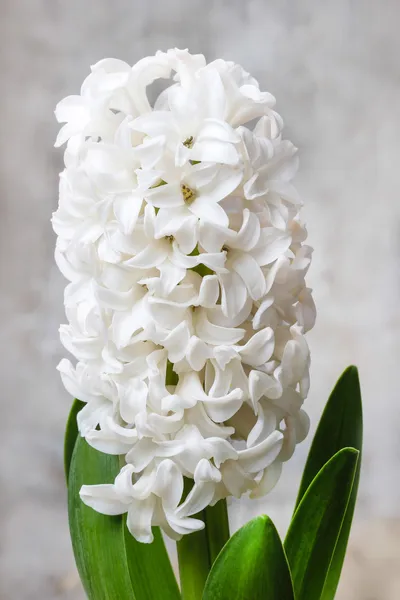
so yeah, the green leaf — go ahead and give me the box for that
[295,366,362,506]
[64,399,85,483]
[285,447,359,600]
[203,515,294,600]
[68,436,180,600]
[295,366,363,599]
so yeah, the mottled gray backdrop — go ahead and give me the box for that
[1,1,400,598]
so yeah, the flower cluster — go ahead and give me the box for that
[53,49,316,543]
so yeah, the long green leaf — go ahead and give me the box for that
[64,398,85,482]
[295,366,362,506]
[68,436,136,599]
[285,447,359,600]
[295,365,363,599]
[68,436,180,600]
[203,515,294,600]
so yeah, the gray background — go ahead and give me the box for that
[1,0,399,598]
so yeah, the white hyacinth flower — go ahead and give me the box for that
[53,48,316,543]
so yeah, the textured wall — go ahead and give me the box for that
[1,1,400,598]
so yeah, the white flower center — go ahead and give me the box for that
[181,183,196,204]
[183,135,194,148]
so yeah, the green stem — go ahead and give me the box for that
[177,488,230,599]
[177,509,211,600]
[166,364,230,597]
[205,499,230,563]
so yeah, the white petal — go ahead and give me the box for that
[136,169,165,189]
[90,57,131,73]
[130,54,173,114]
[199,166,243,204]
[94,283,135,311]
[185,403,235,439]
[190,139,239,165]
[198,119,241,143]
[112,297,149,348]
[120,378,148,423]
[158,260,186,295]
[176,460,221,517]
[213,346,239,369]
[154,206,188,237]
[80,484,129,516]
[124,241,168,269]
[127,497,156,543]
[189,196,229,228]
[147,410,184,435]
[162,392,196,412]
[195,309,245,345]
[238,430,283,473]
[114,194,142,235]
[195,458,221,483]
[131,111,176,138]
[164,321,191,363]
[147,297,189,329]
[55,95,88,124]
[232,252,266,300]
[176,481,216,517]
[171,242,199,268]
[296,288,317,333]
[174,216,198,254]
[251,228,291,266]
[200,68,226,119]
[198,221,230,252]
[219,271,248,319]
[153,460,184,510]
[196,251,227,273]
[271,384,303,415]
[238,328,275,367]
[295,409,310,443]
[203,438,238,467]
[203,390,244,423]
[247,406,277,447]
[132,135,166,169]
[280,417,297,462]
[177,372,243,422]
[250,461,283,498]
[114,464,137,496]
[220,460,255,497]
[186,336,210,371]
[145,182,184,208]
[267,140,299,182]
[198,275,220,308]
[175,143,192,167]
[252,296,274,330]
[229,209,261,252]
[243,172,268,200]
[281,335,309,387]
[125,438,158,472]
[86,425,136,455]
[77,399,111,436]
[163,511,205,538]
[249,370,283,407]
[57,359,100,404]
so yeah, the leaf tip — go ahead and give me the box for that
[335,446,360,460]
[343,364,359,378]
